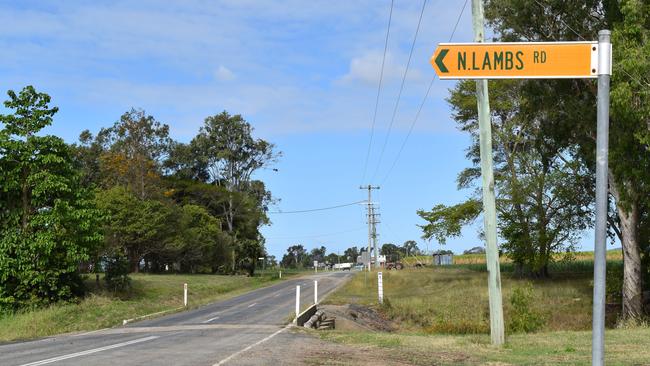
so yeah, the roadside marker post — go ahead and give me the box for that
[377,272,383,304]
[183,283,188,307]
[314,280,318,304]
[432,1,611,356]
[295,285,300,323]
[279,271,282,279]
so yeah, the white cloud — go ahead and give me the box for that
[215,65,236,81]
[337,51,424,87]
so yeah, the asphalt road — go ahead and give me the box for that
[0,271,352,366]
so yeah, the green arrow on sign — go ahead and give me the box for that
[435,49,449,73]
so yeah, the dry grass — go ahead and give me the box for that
[325,267,600,334]
[402,249,623,267]
[319,327,650,366]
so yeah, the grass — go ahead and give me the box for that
[0,271,298,342]
[319,257,648,364]
[324,266,618,334]
[319,327,650,365]
[402,249,623,267]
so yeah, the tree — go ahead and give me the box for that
[418,200,482,244]
[485,0,649,317]
[325,252,339,265]
[310,246,327,263]
[186,112,279,273]
[0,86,102,309]
[380,243,401,256]
[402,240,420,257]
[419,76,594,277]
[96,186,172,273]
[165,204,226,273]
[98,109,172,199]
[343,246,359,262]
[192,111,279,233]
[281,244,307,268]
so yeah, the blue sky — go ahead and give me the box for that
[0,0,593,260]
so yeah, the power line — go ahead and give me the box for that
[360,0,395,185]
[267,200,366,214]
[380,0,469,185]
[265,227,366,240]
[370,0,429,182]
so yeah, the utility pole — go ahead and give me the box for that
[360,185,380,269]
[471,0,504,346]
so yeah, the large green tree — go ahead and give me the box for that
[419,79,593,277]
[0,86,102,308]
[485,0,650,319]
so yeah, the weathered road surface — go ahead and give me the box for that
[0,271,352,366]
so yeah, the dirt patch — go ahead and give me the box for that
[232,329,416,366]
[318,304,395,332]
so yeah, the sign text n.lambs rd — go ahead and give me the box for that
[431,42,599,79]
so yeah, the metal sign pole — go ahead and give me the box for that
[592,29,611,366]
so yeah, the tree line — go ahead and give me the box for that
[0,86,278,309]
[417,0,649,321]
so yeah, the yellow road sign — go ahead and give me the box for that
[431,42,599,79]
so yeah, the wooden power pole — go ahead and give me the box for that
[471,0,505,346]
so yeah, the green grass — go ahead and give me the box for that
[319,327,650,365]
[325,266,612,334]
[0,271,296,342]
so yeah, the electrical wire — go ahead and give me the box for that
[265,227,366,240]
[380,0,469,185]
[267,200,366,214]
[370,0,429,182]
[360,0,395,185]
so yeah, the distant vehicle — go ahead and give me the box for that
[333,262,352,271]
[384,254,404,270]
[353,264,365,271]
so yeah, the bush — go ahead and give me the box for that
[508,282,545,333]
[104,256,131,292]
[605,264,623,303]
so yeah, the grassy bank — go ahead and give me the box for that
[319,327,650,365]
[0,271,295,342]
[324,266,616,333]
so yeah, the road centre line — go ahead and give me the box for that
[202,316,220,323]
[97,324,280,335]
[247,303,257,308]
[18,336,159,366]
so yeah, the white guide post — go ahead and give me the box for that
[183,283,188,307]
[377,272,383,304]
[295,285,300,322]
[314,280,318,304]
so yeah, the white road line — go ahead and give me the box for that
[72,328,109,337]
[18,336,159,366]
[202,316,220,323]
[273,293,280,297]
[247,303,257,308]
[212,326,288,366]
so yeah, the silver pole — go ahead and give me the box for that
[471,0,504,346]
[592,29,611,366]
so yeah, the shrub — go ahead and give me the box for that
[104,256,131,292]
[508,282,545,333]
